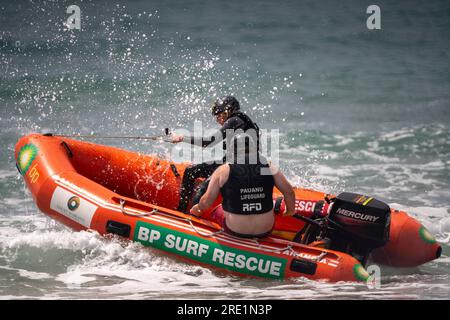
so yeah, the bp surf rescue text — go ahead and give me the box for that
[135,223,284,278]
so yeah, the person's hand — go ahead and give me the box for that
[283,208,295,217]
[190,204,203,217]
[170,133,184,143]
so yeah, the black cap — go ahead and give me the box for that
[211,96,240,116]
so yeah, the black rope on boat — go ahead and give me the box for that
[15,162,22,175]
[170,164,180,177]
[60,141,73,158]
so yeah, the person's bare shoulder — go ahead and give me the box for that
[215,163,230,187]
[268,162,280,176]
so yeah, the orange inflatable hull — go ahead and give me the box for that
[14,134,441,282]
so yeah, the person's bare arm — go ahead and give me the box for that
[272,165,296,216]
[190,164,229,216]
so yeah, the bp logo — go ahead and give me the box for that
[17,144,38,175]
[353,264,370,282]
[419,226,436,244]
[67,196,80,211]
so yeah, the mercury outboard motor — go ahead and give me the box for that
[325,192,391,265]
[298,192,391,266]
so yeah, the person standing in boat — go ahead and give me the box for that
[189,134,296,238]
[170,95,261,213]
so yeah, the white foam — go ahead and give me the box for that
[390,204,449,219]
[0,170,19,180]
[56,270,97,287]
[0,265,53,280]
[18,269,53,280]
[4,228,103,252]
[380,128,415,142]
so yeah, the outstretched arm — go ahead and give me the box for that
[170,116,245,147]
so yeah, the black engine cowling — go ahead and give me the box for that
[326,192,391,264]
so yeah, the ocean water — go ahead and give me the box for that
[0,0,449,299]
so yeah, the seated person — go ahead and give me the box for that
[190,134,295,238]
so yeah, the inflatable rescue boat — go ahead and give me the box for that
[15,134,441,282]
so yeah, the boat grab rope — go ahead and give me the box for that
[251,237,330,261]
[229,233,301,255]
[119,199,325,257]
[186,219,225,237]
[251,238,321,258]
[312,252,327,262]
[119,199,158,217]
[119,199,224,237]
[252,239,294,254]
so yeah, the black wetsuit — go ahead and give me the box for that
[177,112,260,213]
